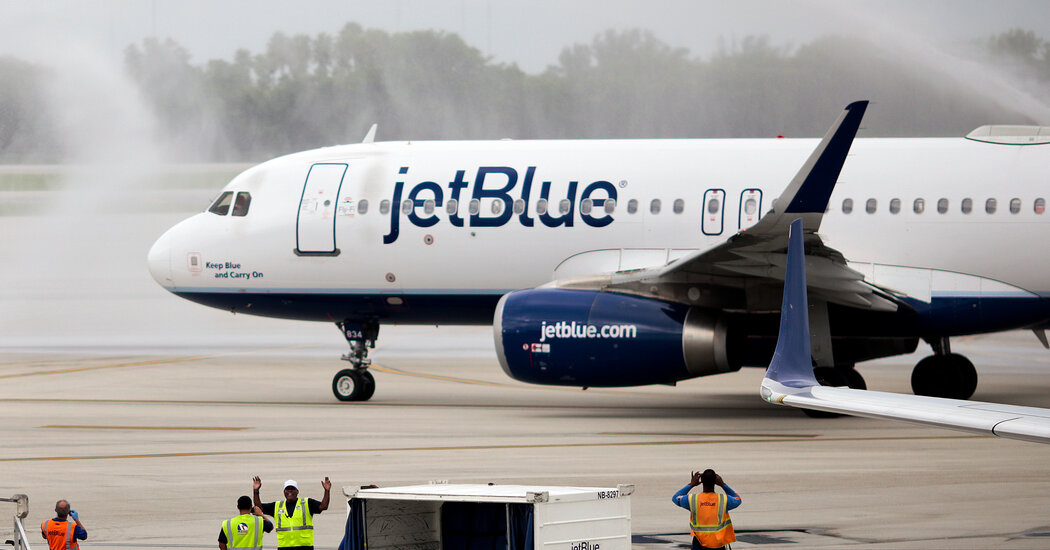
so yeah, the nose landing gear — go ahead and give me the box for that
[332,321,379,401]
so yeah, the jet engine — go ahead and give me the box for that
[494,289,739,387]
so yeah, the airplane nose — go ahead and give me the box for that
[147,230,173,287]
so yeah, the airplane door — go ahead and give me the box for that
[702,189,725,235]
[739,188,762,230]
[296,163,347,255]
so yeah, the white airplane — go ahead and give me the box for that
[147,101,1050,402]
[762,218,1050,444]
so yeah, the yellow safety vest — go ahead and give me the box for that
[222,513,264,550]
[274,498,314,548]
[688,492,736,548]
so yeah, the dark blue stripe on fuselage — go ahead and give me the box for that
[173,290,1050,336]
[173,291,502,324]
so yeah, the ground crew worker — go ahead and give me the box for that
[40,500,87,550]
[219,495,274,549]
[252,476,331,550]
[672,469,740,550]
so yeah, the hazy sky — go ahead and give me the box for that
[3,0,1050,72]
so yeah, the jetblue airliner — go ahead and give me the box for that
[147,101,1050,403]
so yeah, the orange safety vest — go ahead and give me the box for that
[40,518,80,550]
[688,492,736,548]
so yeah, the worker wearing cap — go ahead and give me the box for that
[252,476,331,550]
[219,495,273,549]
[672,469,740,550]
[41,500,87,550]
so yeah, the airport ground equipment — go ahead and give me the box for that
[340,482,633,549]
[1,494,32,550]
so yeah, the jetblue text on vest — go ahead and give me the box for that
[383,166,618,244]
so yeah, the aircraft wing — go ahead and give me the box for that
[592,100,903,312]
[760,219,1050,444]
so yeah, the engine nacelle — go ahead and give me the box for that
[494,288,737,387]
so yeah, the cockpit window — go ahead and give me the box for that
[208,192,234,215]
[232,192,252,216]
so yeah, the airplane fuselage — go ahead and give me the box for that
[148,136,1050,336]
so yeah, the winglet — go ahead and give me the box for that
[362,123,378,144]
[783,101,867,216]
[751,101,868,234]
[763,218,818,392]
[760,223,1050,445]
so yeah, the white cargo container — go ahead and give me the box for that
[340,482,633,550]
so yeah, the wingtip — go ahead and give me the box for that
[846,100,869,111]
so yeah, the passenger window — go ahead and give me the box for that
[401,199,413,215]
[865,198,876,214]
[358,199,369,214]
[889,198,900,214]
[536,198,548,215]
[513,199,525,215]
[380,200,391,214]
[937,198,948,214]
[208,191,233,215]
[446,198,458,215]
[469,199,480,215]
[580,198,593,215]
[604,198,616,214]
[913,198,925,214]
[424,199,435,214]
[627,199,638,214]
[559,199,571,214]
[650,199,661,214]
[706,197,720,214]
[673,198,685,214]
[744,198,757,215]
[1036,198,1046,214]
[231,192,251,216]
[842,198,853,214]
[985,198,997,214]
[961,198,972,214]
[491,200,502,214]
[1010,198,1021,214]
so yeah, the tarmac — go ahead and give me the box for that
[3,330,1050,549]
[3,201,1050,548]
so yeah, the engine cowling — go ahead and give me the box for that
[494,288,738,387]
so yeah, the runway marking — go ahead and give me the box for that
[0,345,318,379]
[370,363,646,395]
[0,396,746,411]
[41,425,249,431]
[0,434,987,462]
[369,363,506,387]
[600,432,818,440]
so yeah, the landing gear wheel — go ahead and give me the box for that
[839,366,867,390]
[911,353,977,399]
[332,369,374,402]
[334,320,380,402]
[802,367,847,418]
[358,370,376,401]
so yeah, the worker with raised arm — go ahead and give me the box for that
[41,500,87,550]
[672,469,740,550]
[253,476,331,550]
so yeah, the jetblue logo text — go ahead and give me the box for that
[538,321,638,342]
[570,543,599,550]
[383,166,617,244]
